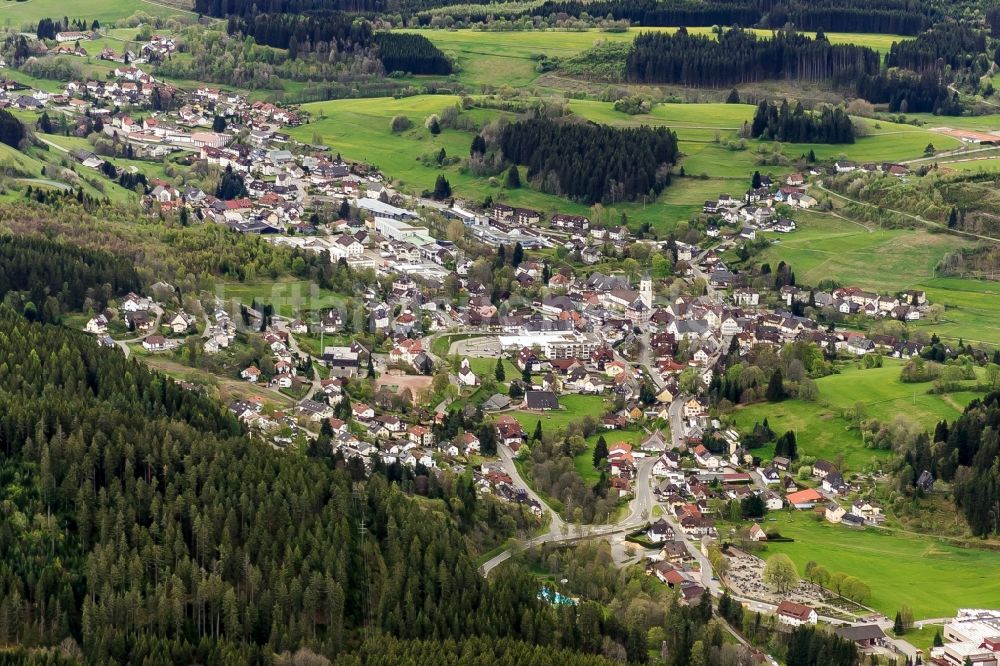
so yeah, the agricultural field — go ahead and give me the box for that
[731,360,981,472]
[291,94,955,234]
[762,511,1000,618]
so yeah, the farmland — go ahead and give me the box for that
[763,511,1000,618]
[754,212,972,292]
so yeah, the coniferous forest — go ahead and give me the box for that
[496,118,678,204]
[224,13,451,74]
[625,29,881,88]
[749,99,855,143]
[0,305,629,664]
[0,236,140,322]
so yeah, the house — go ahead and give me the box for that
[496,415,525,447]
[241,366,261,382]
[641,430,671,452]
[168,312,194,334]
[833,625,886,649]
[352,403,375,421]
[851,499,883,522]
[524,390,559,411]
[786,488,822,509]
[812,459,838,479]
[917,469,935,491]
[461,432,481,455]
[776,600,817,626]
[408,425,434,447]
[85,314,109,334]
[647,519,674,543]
[482,394,512,412]
[824,503,846,523]
[748,523,767,542]
[142,335,167,351]
[652,452,680,476]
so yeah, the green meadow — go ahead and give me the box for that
[290,95,951,233]
[763,511,1000,618]
[732,361,980,471]
[0,0,190,27]
[755,212,971,292]
[510,393,609,433]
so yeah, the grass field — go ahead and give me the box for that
[510,393,608,433]
[913,277,1000,345]
[763,511,1000,618]
[732,361,979,471]
[291,95,951,233]
[755,212,972,292]
[216,280,348,318]
[0,0,191,28]
[406,28,906,89]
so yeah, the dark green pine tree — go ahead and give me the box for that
[495,358,506,382]
[505,165,521,189]
[593,435,608,468]
[893,612,904,636]
[532,420,543,442]
[765,370,786,402]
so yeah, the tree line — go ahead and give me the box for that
[489,0,930,34]
[495,117,678,204]
[625,28,880,88]
[915,393,1000,536]
[750,99,855,144]
[842,69,960,114]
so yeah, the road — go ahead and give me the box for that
[480,446,657,576]
[115,306,164,358]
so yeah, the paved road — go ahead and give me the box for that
[480,446,656,576]
[115,306,163,358]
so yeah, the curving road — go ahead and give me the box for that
[480,446,656,576]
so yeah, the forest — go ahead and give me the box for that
[224,13,450,74]
[843,70,961,114]
[884,23,988,72]
[914,392,1000,536]
[0,306,650,663]
[0,236,140,323]
[749,99,855,144]
[624,29,881,88]
[374,32,453,75]
[496,118,678,204]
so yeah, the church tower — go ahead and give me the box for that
[640,275,653,309]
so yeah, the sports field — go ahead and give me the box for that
[764,512,1000,619]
